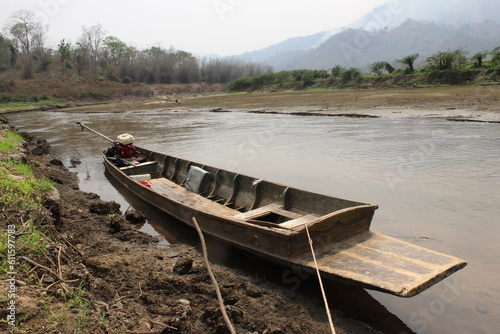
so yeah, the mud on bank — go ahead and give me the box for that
[0,120,381,333]
[47,85,500,123]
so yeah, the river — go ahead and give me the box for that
[9,109,500,334]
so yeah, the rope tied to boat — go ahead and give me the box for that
[305,223,337,334]
[192,217,237,334]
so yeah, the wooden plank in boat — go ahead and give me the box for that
[279,214,320,229]
[294,231,467,297]
[119,161,158,170]
[232,203,282,220]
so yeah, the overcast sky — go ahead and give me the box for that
[0,0,390,55]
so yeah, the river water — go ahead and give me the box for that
[9,109,500,334]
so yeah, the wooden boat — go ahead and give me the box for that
[78,123,466,297]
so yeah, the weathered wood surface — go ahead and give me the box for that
[294,231,467,297]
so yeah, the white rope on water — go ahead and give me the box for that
[305,223,336,334]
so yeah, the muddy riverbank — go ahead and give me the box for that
[1,121,386,333]
[56,85,500,122]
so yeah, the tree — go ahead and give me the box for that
[425,49,469,71]
[371,61,394,76]
[397,54,419,73]
[385,62,395,73]
[0,34,13,72]
[103,36,127,63]
[340,67,362,84]
[135,46,177,83]
[70,43,90,76]
[118,45,139,80]
[58,39,71,71]
[79,24,106,71]
[4,10,48,78]
[471,51,488,68]
[331,65,344,78]
[371,62,384,75]
[175,50,199,83]
[491,47,500,65]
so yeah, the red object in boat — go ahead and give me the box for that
[118,144,137,159]
[140,181,151,188]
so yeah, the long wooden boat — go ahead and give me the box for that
[96,138,467,298]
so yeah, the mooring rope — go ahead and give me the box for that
[305,223,336,334]
[192,217,237,334]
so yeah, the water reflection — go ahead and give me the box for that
[9,109,500,334]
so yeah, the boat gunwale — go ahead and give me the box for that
[104,150,379,236]
[135,146,378,209]
[103,154,296,237]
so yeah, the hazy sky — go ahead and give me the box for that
[0,0,389,55]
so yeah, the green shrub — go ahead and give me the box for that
[122,76,133,84]
[424,69,479,85]
[0,93,14,103]
[484,66,500,82]
[78,90,113,100]
[227,70,330,92]
[340,68,363,84]
[0,93,50,104]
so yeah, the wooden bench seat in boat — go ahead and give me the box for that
[279,214,321,229]
[233,203,318,229]
[232,203,283,220]
[119,160,158,171]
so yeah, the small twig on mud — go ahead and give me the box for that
[45,281,59,291]
[50,225,84,256]
[41,249,57,268]
[57,245,63,278]
[191,217,237,334]
[93,301,110,312]
[35,272,43,287]
[59,246,72,260]
[134,312,178,331]
[20,256,79,284]
[111,295,127,307]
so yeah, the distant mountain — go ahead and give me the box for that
[238,0,500,71]
[346,0,500,30]
[238,31,336,69]
[288,20,500,71]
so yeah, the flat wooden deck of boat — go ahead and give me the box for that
[101,147,467,298]
[292,231,466,297]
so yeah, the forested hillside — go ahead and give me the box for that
[0,11,271,85]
